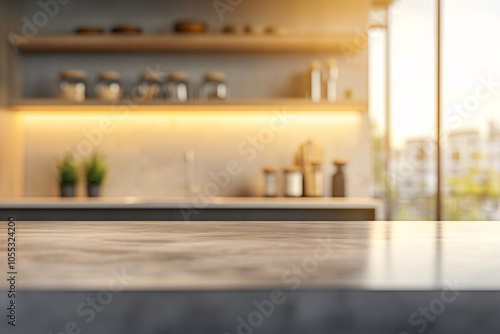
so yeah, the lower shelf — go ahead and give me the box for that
[9,98,367,113]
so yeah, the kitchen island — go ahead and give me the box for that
[0,220,498,333]
[0,196,382,221]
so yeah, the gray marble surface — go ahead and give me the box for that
[0,220,498,291]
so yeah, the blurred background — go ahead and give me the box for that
[1,0,500,221]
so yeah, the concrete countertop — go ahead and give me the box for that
[0,197,382,209]
[0,220,496,291]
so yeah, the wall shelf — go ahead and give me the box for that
[9,98,367,113]
[12,33,366,53]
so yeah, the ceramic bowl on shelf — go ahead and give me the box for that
[173,21,207,33]
[74,27,105,35]
[110,24,143,34]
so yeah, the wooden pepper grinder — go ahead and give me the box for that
[332,159,346,197]
[294,139,324,197]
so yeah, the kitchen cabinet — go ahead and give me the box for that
[0,197,381,221]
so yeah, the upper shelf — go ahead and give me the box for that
[12,33,366,53]
[9,98,367,113]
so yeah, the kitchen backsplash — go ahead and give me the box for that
[22,111,372,197]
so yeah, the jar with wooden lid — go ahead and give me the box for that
[199,72,229,100]
[136,71,162,100]
[284,166,303,197]
[59,70,87,102]
[263,167,278,197]
[96,71,123,102]
[164,72,190,102]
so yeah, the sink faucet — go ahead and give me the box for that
[185,150,199,197]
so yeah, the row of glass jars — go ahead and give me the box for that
[59,70,229,102]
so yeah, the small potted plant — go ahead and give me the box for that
[57,153,78,197]
[84,153,107,197]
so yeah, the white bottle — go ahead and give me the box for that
[309,60,322,103]
[284,166,303,197]
[326,58,339,102]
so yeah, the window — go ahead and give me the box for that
[386,0,437,220]
[384,0,500,220]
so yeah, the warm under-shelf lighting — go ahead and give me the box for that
[20,111,362,136]
[20,110,361,125]
[10,100,367,114]
[18,102,365,151]
[20,111,362,167]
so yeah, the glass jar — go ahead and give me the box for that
[263,167,278,197]
[136,71,162,101]
[284,166,303,197]
[164,72,190,103]
[96,71,122,102]
[199,72,229,100]
[59,70,87,102]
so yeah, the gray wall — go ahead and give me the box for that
[14,0,370,99]
[8,0,374,198]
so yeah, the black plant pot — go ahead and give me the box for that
[87,184,101,197]
[60,184,76,197]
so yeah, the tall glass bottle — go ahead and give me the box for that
[332,159,346,197]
